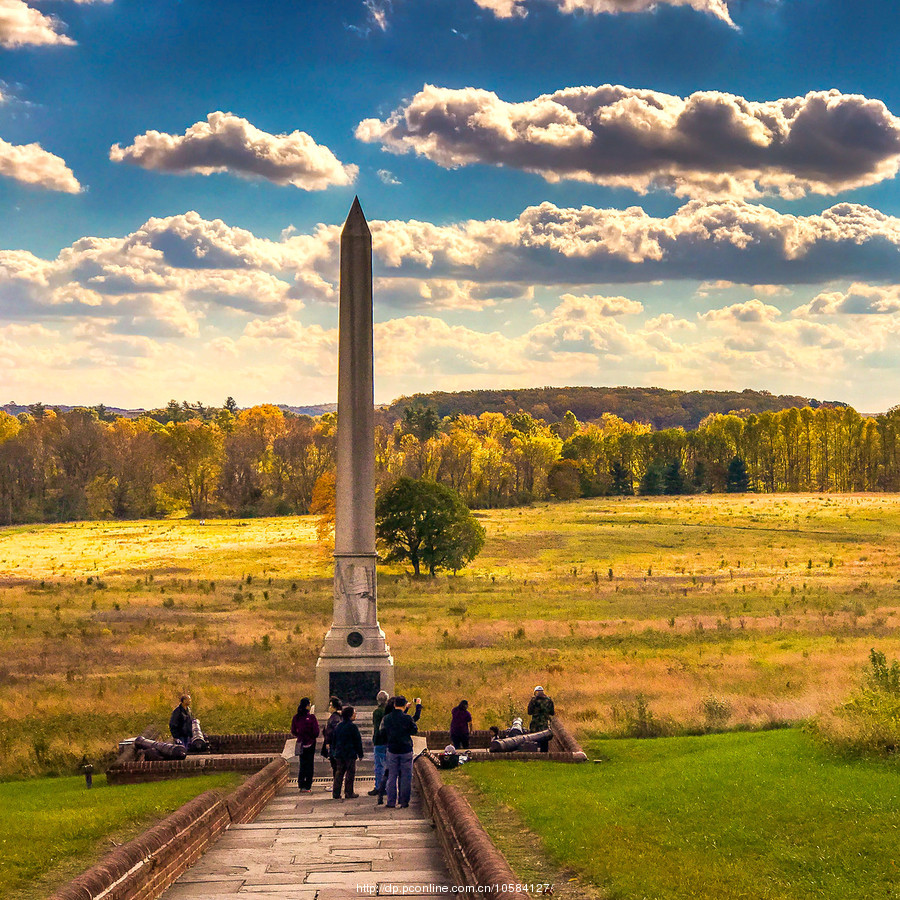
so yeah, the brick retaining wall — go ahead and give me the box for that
[423,717,588,762]
[414,757,525,891]
[107,754,280,785]
[207,732,291,754]
[49,758,288,900]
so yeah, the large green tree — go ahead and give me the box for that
[375,477,485,576]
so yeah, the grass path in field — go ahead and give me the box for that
[0,773,242,900]
[453,729,900,900]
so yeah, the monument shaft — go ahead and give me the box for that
[316,198,393,708]
[335,198,376,557]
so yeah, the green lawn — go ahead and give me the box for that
[0,773,242,900]
[453,729,900,900]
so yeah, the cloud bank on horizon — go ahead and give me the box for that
[0,200,898,406]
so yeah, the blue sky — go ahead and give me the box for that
[0,0,899,410]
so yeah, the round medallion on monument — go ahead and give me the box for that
[346,631,364,648]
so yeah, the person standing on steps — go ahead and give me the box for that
[369,690,390,796]
[449,699,473,750]
[291,698,319,793]
[330,706,364,799]
[527,685,555,753]
[321,697,343,782]
[375,696,397,803]
[381,695,422,809]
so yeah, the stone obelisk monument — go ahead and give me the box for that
[315,198,394,708]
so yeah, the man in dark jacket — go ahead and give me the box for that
[380,695,422,808]
[169,695,192,746]
[330,706,364,799]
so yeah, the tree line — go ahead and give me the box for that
[0,400,897,524]
[385,385,838,431]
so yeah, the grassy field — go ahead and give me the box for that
[0,772,242,899]
[451,729,900,900]
[2,494,900,777]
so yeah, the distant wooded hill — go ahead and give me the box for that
[384,387,846,431]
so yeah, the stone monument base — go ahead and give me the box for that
[315,651,394,709]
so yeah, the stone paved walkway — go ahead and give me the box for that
[159,777,453,900]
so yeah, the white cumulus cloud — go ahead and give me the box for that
[0,136,81,192]
[470,0,735,25]
[111,112,358,191]
[357,85,900,199]
[0,0,111,48]
[700,299,782,324]
[794,283,900,316]
[0,0,74,47]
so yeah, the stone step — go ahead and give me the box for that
[158,782,450,900]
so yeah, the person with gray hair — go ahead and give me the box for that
[369,690,390,796]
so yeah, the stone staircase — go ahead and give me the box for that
[291,707,377,783]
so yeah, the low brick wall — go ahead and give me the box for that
[107,754,280,785]
[50,758,288,900]
[549,716,588,760]
[207,732,291,754]
[423,717,587,762]
[424,730,494,750]
[463,749,582,762]
[414,757,524,891]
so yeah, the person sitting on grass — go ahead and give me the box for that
[169,694,192,747]
[330,705,363,800]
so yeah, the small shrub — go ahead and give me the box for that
[867,648,900,694]
[611,694,672,739]
[701,696,732,731]
[812,648,900,756]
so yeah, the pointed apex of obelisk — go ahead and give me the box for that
[342,196,370,237]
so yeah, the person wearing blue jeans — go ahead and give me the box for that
[370,690,390,797]
[385,748,413,807]
[380,695,422,808]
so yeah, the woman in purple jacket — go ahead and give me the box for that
[291,698,320,793]
[450,699,473,749]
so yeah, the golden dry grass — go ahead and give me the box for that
[2,493,899,777]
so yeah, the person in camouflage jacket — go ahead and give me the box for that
[527,686,555,752]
